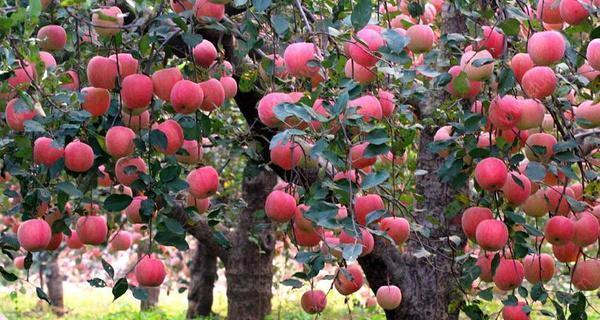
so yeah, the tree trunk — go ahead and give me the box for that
[358,4,467,320]
[46,255,64,316]
[186,242,218,318]
[140,287,160,311]
[225,167,278,320]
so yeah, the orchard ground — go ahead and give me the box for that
[2,283,598,320]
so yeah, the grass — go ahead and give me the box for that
[0,282,385,320]
[1,283,599,319]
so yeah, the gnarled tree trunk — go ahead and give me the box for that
[46,255,64,316]
[225,168,278,320]
[186,242,218,318]
[358,4,467,320]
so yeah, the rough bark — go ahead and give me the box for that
[224,168,278,320]
[186,242,218,318]
[46,256,64,316]
[358,3,468,320]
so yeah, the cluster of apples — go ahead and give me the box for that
[243,0,600,316]
[1,0,244,288]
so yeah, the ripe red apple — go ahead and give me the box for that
[291,224,322,247]
[522,189,549,217]
[511,53,535,83]
[406,24,434,53]
[170,80,204,114]
[5,98,38,132]
[66,231,84,249]
[265,190,296,223]
[170,0,193,12]
[92,6,124,37]
[461,207,493,240]
[559,0,591,25]
[60,70,80,91]
[293,204,314,231]
[477,26,505,58]
[220,76,238,100]
[544,215,574,245]
[376,285,402,310]
[522,66,557,99]
[502,301,530,320]
[571,259,600,291]
[572,211,599,247]
[64,140,94,172]
[110,230,132,251]
[176,140,203,164]
[350,142,377,169]
[45,232,63,250]
[115,157,147,186]
[488,95,521,130]
[33,137,64,167]
[460,50,495,81]
[121,74,154,111]
[537,0,563,24]
[354,194,385,225]
[187,166,219,199]
[257,92,295,128]
[334,265,364,295]
[193,0,225,20]
[81,87,110,117]
[198,79,225,111]
[39,52,56,71]
[349,95,383,121]
[76,215,107,245]
[300,290,327,314]
[493,258,524,291]
[86,56,118,90]
[502,172,532,205]
[346,28,384,67]
[474,157,508,191]
[152,119,184,155]
[270,140,303,170]
[193,40,218,68]
[344,59,377,84]
[523,253,555,283]
[152,67,184,102]
[17,219,52,252]
[126,196,149,223]
[109,53,139,78]
[574,100,600,128]
[339,227,374,256]
[525,133,557,163]
[552,241,580,262]
[446,66,482,99]
[544,186,575,215]
[475,219,508,251]
[37,25,67,51]
[380,217,410,245]
[527,31,565,65]
[377,89,396,117]
[121,110,150,132]
[98,165,112,187]
[516,99,545,130]
[283,42,322,78]
[186,194,210,214]
[105,126,136,158]
[587,39,600,71]
[135,255,167,287]
[14,256,25,269]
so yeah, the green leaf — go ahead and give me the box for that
[149,130,168,151]
[56,182,83,198]
[101,258,114,279]
[270,15,289,36]
[525,161,546,182]
[0,266,18,282]
[281,278,303,289]
[36,287,51,305]
[452,71,470,96]
[182,33,203,48]
[112,278,128,301]
[361,171,389,190]
[498,18,520,36]
[365,128,388,145]
[497,68,516,95]
[159,166,180,183]
[23,120,45,133]
[252,0,271,12]
[471,58,495,67]
[351,0,372,30]
[365,210,387,225]
[341,243,362,262]
[478,287,493,301]
[87,278,107,287]
[212,231,232,249]
[407,2,424,18]
[381,29,409,53]
[103,194,133,212]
